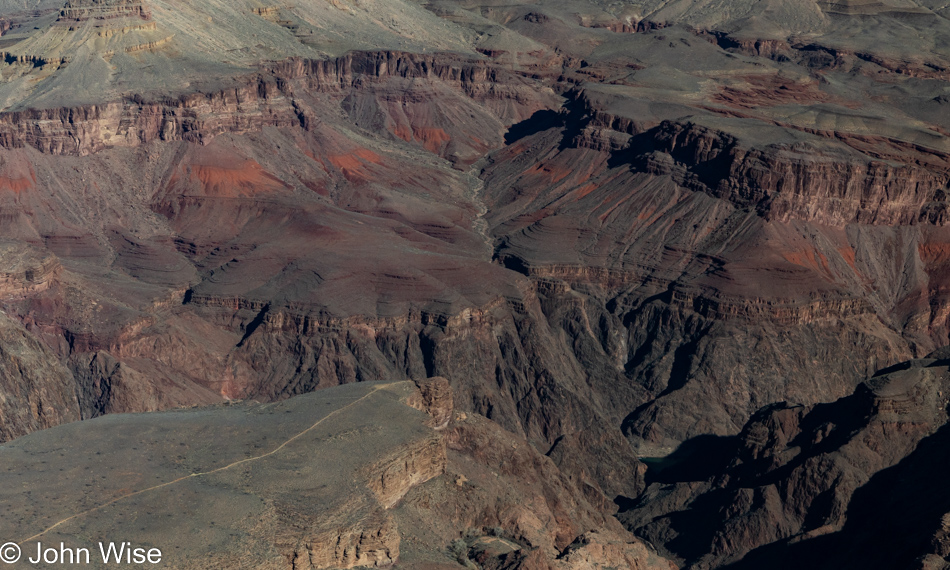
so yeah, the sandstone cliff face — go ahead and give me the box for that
[288,507,402,570]
[632,119,950,226]
[0,241,60,297]
[367,434,447,509]
[555,88,950,227]
[58,0,151,22]
[0,50,551,158]
[0,80,299,155]
[407,376,455,429]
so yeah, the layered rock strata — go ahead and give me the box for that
[58,0,151,22]
[0,7,948,567]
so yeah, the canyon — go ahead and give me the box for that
[0,0,948,567]
[0,378,674,569]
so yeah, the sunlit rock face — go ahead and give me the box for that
[58,0,151,21]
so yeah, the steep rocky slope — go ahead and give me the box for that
[0,378,674,570]
[0,307,78,441]
[618,349,950,569]
[0,43,650,510]
[0,1,949,566]
[479,75,950,452]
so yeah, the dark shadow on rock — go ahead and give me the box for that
[661,337,701,396]
[237,303,270,347]
[498,253,530,276]
[724,422,950,570]
[727,394,872,488]
[871,359,915,377]
[661,487,744,562]
[606,128,659,169]
[504,109,564,145]
[640,434,738,486]
[617,392,877,568]
[556,92,594,151]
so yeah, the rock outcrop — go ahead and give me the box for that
[618,351,950,568]
[0,50,549,159]
[0,310,79,442]
[58,0,151,22]
[0,380,675,570]
[627,119,950,226]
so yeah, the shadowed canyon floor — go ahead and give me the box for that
[0,0,949,568]
[619,348,950,569]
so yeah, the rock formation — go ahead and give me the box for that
[0,380,674,570]
[619,349,950,569]
[0,0,947,567]
[58,0,151,22]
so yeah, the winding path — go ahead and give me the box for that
[19,383,394,545]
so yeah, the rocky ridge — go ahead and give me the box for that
[57,0,151,22]
[619,349,950,569]
[0,378,674,570]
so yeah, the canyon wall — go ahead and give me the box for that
[0,5,949,566]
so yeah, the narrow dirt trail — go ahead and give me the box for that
[19,383,396,545]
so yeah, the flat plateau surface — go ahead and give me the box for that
[0,382,433,569]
